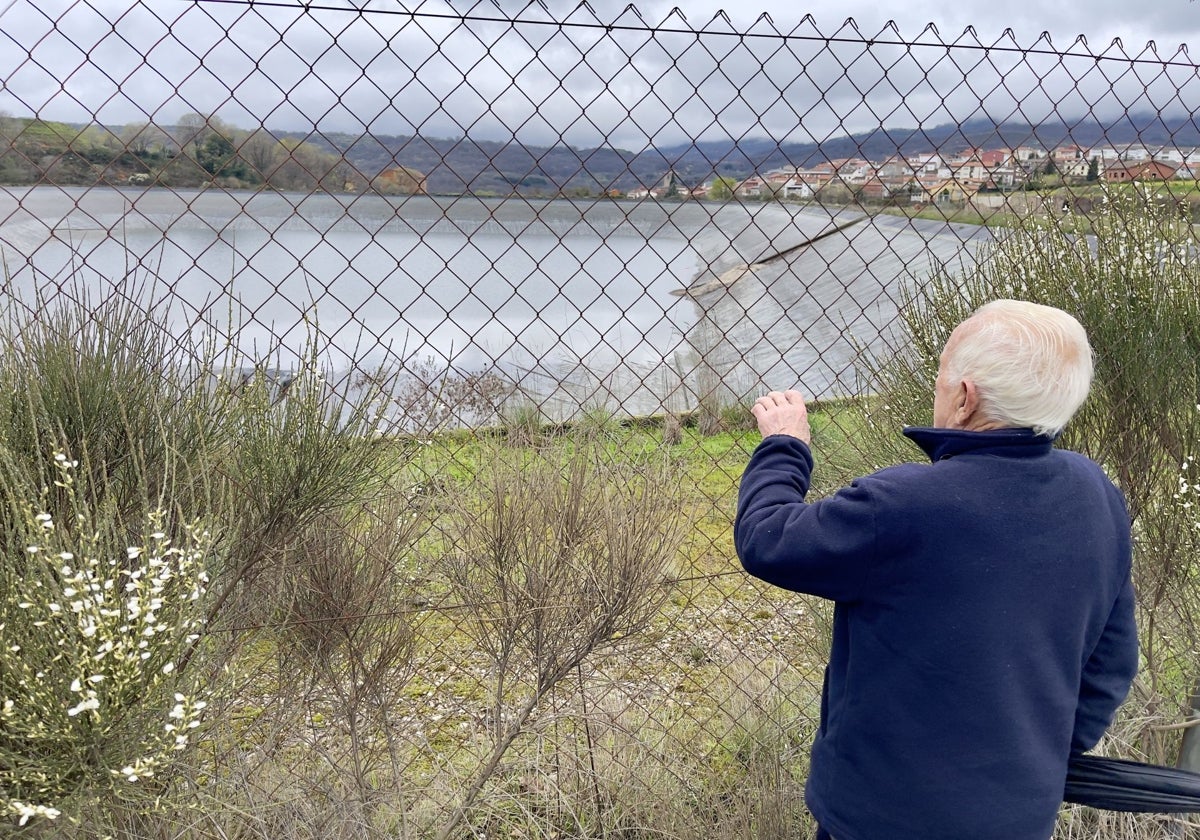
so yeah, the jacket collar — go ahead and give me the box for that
[901,426,1056,463]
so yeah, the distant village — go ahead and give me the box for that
[627,143,1200,205]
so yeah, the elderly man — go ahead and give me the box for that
[735,300,1139,840]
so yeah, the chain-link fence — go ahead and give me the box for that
[3,1,1200,837]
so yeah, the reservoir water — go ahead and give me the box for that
[0,188,697,369]
[0,187,987,419]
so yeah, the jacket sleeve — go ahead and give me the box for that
[734,434,882,603]
[1071,574,1139,753]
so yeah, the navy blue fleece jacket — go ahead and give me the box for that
[735,427,1138,840]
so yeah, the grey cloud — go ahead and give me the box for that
[2,0,1199,153]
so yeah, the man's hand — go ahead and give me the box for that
[751,389,812,444]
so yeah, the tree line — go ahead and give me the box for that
[0,112,424,194]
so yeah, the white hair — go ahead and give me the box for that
[943,299,1093,437]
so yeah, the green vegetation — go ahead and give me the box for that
[707,175,737,200]
[0,112,424,193]
[1,478,210,826]
[880,203,1017,227]
[0,284,415,833]
[1047,179,1200,200]
[0,277,826,837]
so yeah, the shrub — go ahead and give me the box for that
[0,455,210,828]
[437,437,688,838]
[662,411,684,445]
[576,403,622,439]
[500,401,545,447]
[0,285,224,829]
[0,281,420,833]
[201,351,404,632]
[0,282,224,550]
[355,356,514,433]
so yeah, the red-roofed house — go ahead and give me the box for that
[1104,160,1178,182]
[734,176,765,198]
[980,149,1012,168]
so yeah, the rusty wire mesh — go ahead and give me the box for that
[3,1,1200,837]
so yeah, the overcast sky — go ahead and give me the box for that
[2,0,1199,151]
[461,0,1200,49]
[552,0,1200,49]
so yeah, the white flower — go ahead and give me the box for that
[12,799,62,825]
[66,696,99,717]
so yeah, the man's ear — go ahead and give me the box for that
[956,380,981,426]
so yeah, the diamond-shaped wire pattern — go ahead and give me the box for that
[1,1,1196,836]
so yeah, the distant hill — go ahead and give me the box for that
[288,130,655,196]
[650,114,1200,177]
[7,111,1200,194]
[292,112,1200,195]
